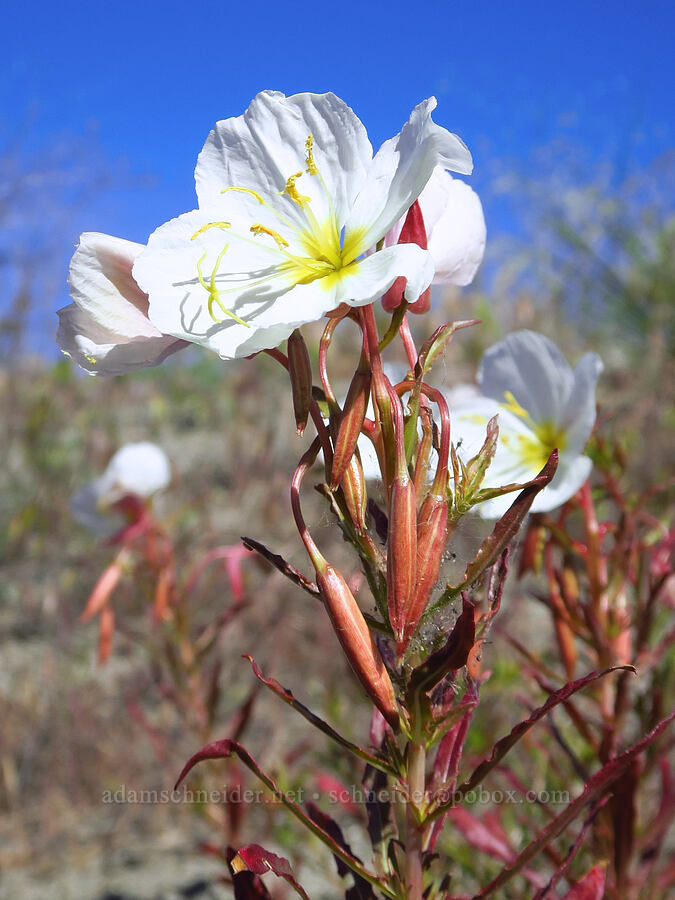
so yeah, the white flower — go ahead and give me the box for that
[57,233,186,376]
[132,90,473,360]
[70,442,171,531]
[383,166,486,287]
[453,331,603,517]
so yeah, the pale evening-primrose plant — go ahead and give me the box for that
[453,330,603,517]
[56,90,667,900]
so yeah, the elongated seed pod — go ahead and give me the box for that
[287,329,313,435]
[331,362,371,489]
[340,451,368,534]
[317,564,399,729]
[387,471,417,646]
[400,492,449,652]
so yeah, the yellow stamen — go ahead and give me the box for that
[283,172,310,206]
[191,221,231,240]
[305,133,318,175]
[501,390,531,421]
[85,354,97,365]
[221,186,265,205]
[196,246,250,328]
[250,223,289,248]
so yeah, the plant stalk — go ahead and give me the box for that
[405,741,426,899]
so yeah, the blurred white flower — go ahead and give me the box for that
[70,442,171,532]
[57,233,186,376]
[131,90,473,361]
[453,330,603,517]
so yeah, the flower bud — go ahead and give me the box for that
[387,471,417,650]
[340,451,368,534]
[287,329,313,435]
[330,356,371,489]
[400,491,449,652]
[381,201,430,314]
[316,562,399,729]
[81,561,123,622]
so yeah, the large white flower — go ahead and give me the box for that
[132,91,473,360]
[453,331,603,518]
[70,442,171,532]
[58,233,186,376]
[384,166,486,287]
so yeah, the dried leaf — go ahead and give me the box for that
[232,844,310,899]
[241,536,319,596]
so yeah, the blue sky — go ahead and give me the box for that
[1,0,673,342]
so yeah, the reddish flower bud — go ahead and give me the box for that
[387,471,417,650]
[399,491,449,652]
[340,451,368,534]
[98,604,115,664]
[81,561,123,622]
[287,328,313,435]
[316,563,399,729]
[330,356,371,489]
[381,201,431,314]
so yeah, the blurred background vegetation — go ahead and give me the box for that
[0,125,673,899]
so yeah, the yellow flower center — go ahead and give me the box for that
[499,391,566,470]
[192,134,367,322]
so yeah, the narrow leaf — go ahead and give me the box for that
[245,657,396,775]
[431,665,636,816]
[471,711,674,898]
[241,536,319,596]
[175,739,397,899]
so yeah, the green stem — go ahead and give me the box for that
[405,741,426,899]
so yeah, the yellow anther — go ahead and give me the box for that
[282,172,311,206]
[85,354,97,365]
[501,390,531,421]
[196,246,250,329]
[221,186,265,205]
[190,221,231,240]
[305,134,318,175]
[250,223,289,248]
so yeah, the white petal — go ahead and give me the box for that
[57,304,185,376]
[384,169,486,287]
[207,243,434,358]
[530,455,592,513]
[357,433,382,482]
[196,91,373,229]
[68,232,161,338]
[70,477,120,534]
[102,443,171,498]
[345,97,472,252]
[478,330,574,426]
[561,353,603,455]
[426,177,486,285]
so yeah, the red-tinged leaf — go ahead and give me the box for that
[153,567,173,622]
[244,657,395,775]
[315,774,359,814]
[175,739,396,898]
[471,712,675,898]
[416,319,481,376]
[226,845,273,899]
[241,536,319,596]
[81,561,122,622]
[559,864,606,900]
[97,603,115,664]
[306,801,377,899]
[531,799,608,900]
[448,807,514,863]
[431,665,636,814]
[232,844,311,900]
[408,595,476,696]
[612,758,638,889]
[460,451,558,589]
